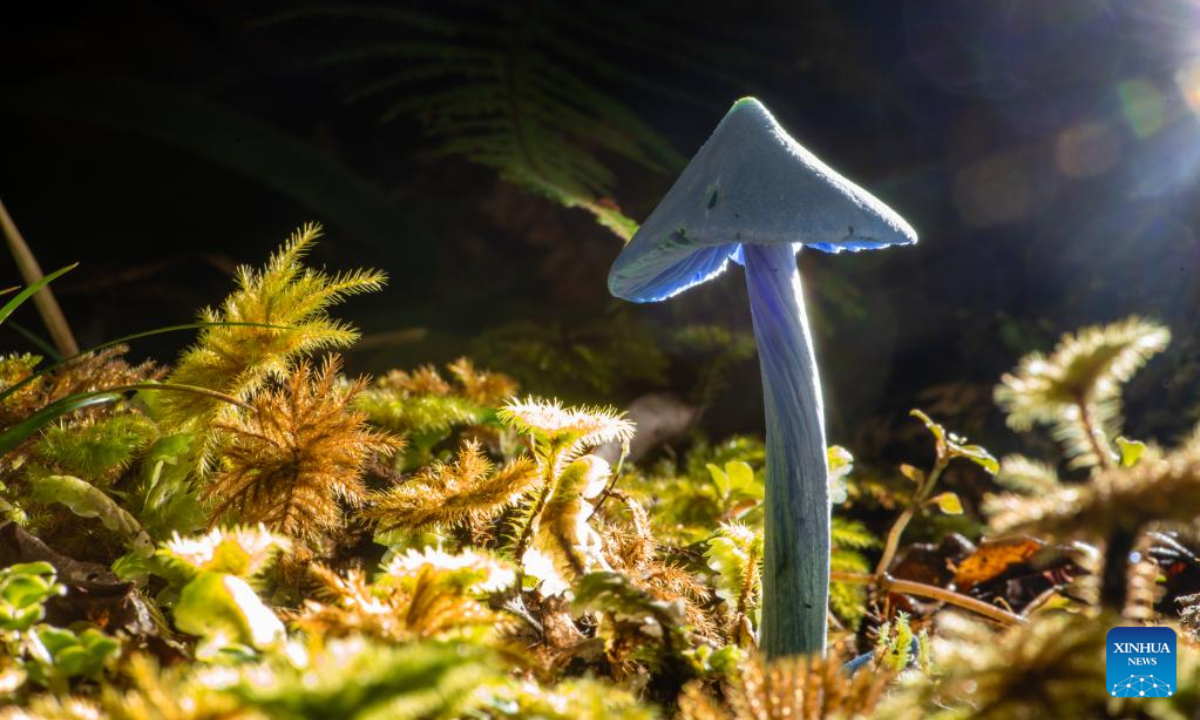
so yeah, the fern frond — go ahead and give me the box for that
[206,357,398,543]
[266,4,785,237]
[160,224,385,430]
[828,518,876,627]
[831,517,878,551]
[362,440,537,533]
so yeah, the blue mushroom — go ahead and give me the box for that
[608,97,917,658]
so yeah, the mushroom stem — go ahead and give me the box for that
[743,242,830,658]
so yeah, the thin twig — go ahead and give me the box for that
[592,440,630,515]
[0,199,79,356]
[874,457,948,576]
[832,571,1025,626]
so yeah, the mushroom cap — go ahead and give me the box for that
[608,97,918,303]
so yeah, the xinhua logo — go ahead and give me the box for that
[1106,626,1176,698]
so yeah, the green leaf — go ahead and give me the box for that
[28,625,118,682]
[707,460,761,504]
[135,433,206,540]
[31,475,152,553]
[930,492,964,515]
[1116,437,1146,468]
[726,461,756,494]
[910,409,998,474]
[706,463,730,497]
[827,446,853,504]
[953,443,1000,475]
[0,264,76,327]
[0,562,63,632]
[900,464,926,485]
[173,572,285,658]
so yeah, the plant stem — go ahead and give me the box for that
[1077,397,1116,471]
[1076,396,1130,610]
[831,571,1024,626]
[1100,527,1135,613]
[0,199,79,356]
[512,447,561,569]
[874,458,947,577]
[743,243,829,658]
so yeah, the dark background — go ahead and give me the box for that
[2,1,1199,472]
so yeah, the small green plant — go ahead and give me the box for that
[0,562,119,695]
[159,525,291,660]
[0,563,62,636]
[873,410,997,580]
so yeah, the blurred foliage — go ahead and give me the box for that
[263,2,763,238]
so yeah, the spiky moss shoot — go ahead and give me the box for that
[158,224,386,433]
[678,647,894,720]
[360,440,538,535]
[33,414,158,488]
[294,548,515,642]
[205,357,398,546]
[995,317,1169,469]
[987,434,1200,540]
[354,359,517,445]
[986,431,1200,611]
[498,397,634,578]
[161,525,291,579]
[498,396,635,464]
